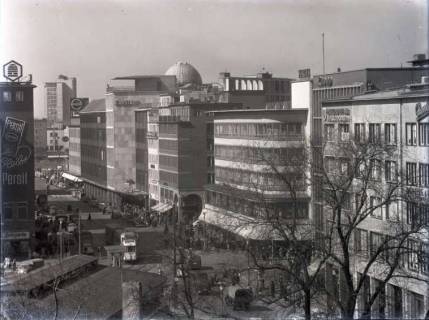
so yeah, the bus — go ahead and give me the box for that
[120,231,137,262]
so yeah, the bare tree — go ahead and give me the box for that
[319,136,428,319]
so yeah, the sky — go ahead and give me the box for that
[1,0,428,118]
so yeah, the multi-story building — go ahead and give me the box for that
[155,102,242,223]
[0,61,36,259]
[34,118,47,160]
[45,81,75,128]
[218,71,293,109]
[321,79,429,319]
[80,99,108,202]
[198,108,312,248]
[291,63,429,238]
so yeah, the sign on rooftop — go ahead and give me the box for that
[3,60,23,82]
[70,98,89,117]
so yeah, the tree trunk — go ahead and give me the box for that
[304,289,312,320]
[341,297,357,320]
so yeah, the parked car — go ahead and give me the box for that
[225,286,253,311]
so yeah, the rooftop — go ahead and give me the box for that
[79,98,106,113]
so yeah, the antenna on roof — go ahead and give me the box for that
[322,33,326,75]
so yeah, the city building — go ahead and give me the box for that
[0,60,36,259]
[321,79,429,318]
[45,80,75,128]
[155,102,243,223]
[80,99,109,202]
[197,107,312,249]
[218,71,293,109]
[34,118,47,160]
[291,63,429,238]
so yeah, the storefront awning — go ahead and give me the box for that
[61,172,83,183]
[151,203,173,213]
[197,207,282,241]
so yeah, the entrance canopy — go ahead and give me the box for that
[197,207,283,241]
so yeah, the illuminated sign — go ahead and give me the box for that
[3,60,23,82]
[323,108,351,122]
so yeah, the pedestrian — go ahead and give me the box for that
[88,213,92,221]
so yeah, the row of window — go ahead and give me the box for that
[406,162,429,187]
[324,122,429,146]
[206,190,309,219]
[214,122,303,139]
[2,90,24,102]
[214,145,305,165]
[215,166,305,191]
[355,229,428,275]
[406,202,429,227]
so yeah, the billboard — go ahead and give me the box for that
[70,97,89,117]
[0,79,35,258]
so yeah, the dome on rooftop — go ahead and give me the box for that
[165,61,203,87]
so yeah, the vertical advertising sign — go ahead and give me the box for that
[1,60,36,258]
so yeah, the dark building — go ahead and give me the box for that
[80,99,107,198]
[0,61,36,259]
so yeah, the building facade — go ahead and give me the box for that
[0,64,36,259]
[34,118,47,160]
[198,108,312,248]
[218,71,293,109]
[45,81,75,128]
[322,82,429,319]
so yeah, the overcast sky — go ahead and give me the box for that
[1,0,427,118]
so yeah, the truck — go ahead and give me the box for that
[120,231,137,262]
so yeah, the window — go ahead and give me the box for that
[15,91,24,102]
[408,240,419,271]
[406,201,418,225]
[97,116,101,124]
[355,229,368,257]
[406,162,417,185]
[406,123,417,146]
[384,123,397,145]
[371,159,382,180]
[370,232,385,260]
[354,123,365,143]
[325,124,335,141]
[369,123,381,143]
[385,160,397,182]
[2,91,12,102]
[419,163,429,187]
[370,196,382,219]
[419,123,429,146]
[338,124,349,142]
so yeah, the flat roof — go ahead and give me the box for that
[208,108,308,114]
[313,67,429,78]
[113,75,175,80]
[322,88,429,106]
